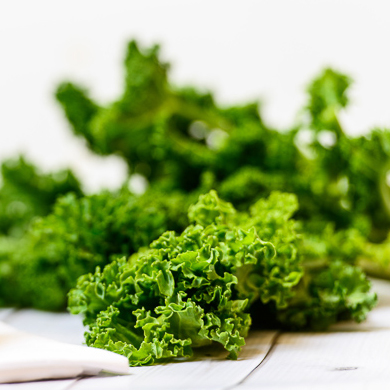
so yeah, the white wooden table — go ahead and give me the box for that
[1,278,390,390]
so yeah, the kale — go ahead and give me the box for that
[0,38,387,333]
[55,40,297,194]
[69,191,375,365]
[55,42,390,244]
[0,156,83,237]
[54,41,390,243]
[0,187,191,310]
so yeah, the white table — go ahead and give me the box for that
[1,278,389,390]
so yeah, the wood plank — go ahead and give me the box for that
[233,381,390,390]
[0,379,77,390]
[238,328,390,389]
[70,331,278,390]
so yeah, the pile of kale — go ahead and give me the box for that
[1,40,389,364]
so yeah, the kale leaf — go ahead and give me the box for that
[69,191,376,365]
[0,156,83,237]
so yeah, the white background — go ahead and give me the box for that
[1,0,389,192]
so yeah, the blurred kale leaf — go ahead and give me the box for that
[56,41,390,245]
[0,187,191,310]
[0,156,83,238]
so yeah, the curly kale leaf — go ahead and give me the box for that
[0,156,83,237]
[0,188,190,310]
[69,190,376,365]
[56,40,299,195]
[55,83,99,148]
[56,40,218,188]
[55,39,390,245]
[306,68,351,135]
[275,261,376,330]
[69,191,294,364]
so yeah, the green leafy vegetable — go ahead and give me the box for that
[69,191,376,365]
[0,156,82,237]
[0,187,191,310]
[56,42,390,277]
[0,39,387,328]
